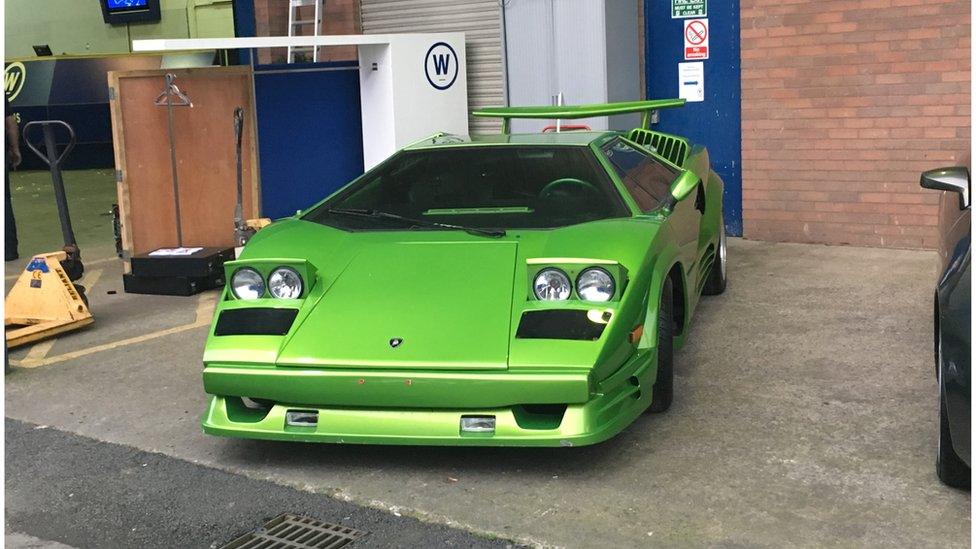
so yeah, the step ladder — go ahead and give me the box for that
[287,0,325,63]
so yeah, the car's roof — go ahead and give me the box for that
[404,131,619,150]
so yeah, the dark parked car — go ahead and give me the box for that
[921,165,971,489]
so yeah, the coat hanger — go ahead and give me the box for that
[154,73,193,107]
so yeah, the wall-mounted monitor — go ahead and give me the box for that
[100,0,161,25]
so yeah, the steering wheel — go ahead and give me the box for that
[538,178,601,201]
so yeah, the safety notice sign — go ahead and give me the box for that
[678,62,704,103]
[672,0,706,18]
[684,19,709,60]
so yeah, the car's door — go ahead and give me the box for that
[935,168,971,465]
[602,139,702,274]
[938,184,970,274]
[668,169,706,283]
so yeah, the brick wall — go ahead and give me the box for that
[253,0,360,65]
[741,0,970,248]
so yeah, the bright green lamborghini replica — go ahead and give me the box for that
[201,100,727,446]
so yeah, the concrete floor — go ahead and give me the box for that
[5,226,970,547]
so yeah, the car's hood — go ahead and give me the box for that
[276,239,518,369]
[231,216,662,370]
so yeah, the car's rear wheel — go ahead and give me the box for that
[702,214,728,295]
[937,356,970,488]
[648,277,674,413]
[702,215,727,296]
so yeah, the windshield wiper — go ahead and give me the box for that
[327,208,506,238]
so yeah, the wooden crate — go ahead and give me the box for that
[108,66,260,271]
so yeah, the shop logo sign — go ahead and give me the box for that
[424,42,458,91]
[5,62,26,101]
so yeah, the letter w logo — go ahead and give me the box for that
[432,54,451,75]
[5,71,20,94]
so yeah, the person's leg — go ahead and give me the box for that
[5,163,18,261]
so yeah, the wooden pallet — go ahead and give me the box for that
[5,252,93,349]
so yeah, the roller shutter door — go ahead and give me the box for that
[360,0,504,134]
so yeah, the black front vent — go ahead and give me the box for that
[516,309,607,341]
[215,308,299,336]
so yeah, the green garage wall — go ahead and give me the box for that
[4,0,234,59]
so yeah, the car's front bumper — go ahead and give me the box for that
[203,365,592,408]
[201,349,656,447]
[203,385,644,448]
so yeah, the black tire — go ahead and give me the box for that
[75,284,89,309]
[702,215,727,296]
[937,383,970,488]
[648,277,674,413]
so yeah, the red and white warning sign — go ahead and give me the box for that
[684,18,709,60]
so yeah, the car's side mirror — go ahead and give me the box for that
[921,166,970,209]
[661,170,700,215]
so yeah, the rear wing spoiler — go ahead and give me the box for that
[472,99,686,134]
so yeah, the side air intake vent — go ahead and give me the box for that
[629,129,690,166]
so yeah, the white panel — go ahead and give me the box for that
[388,34,469,150]
[504,0,634,133]
[358,44,396,169]
[503,0,556,133]
[361,0,503,134]
[604,0,641,130]
[553,0,609,130]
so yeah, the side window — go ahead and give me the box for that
[603,140,679,212]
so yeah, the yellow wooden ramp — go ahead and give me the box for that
[5,251,93,349]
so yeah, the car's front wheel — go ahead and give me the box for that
[648,277,674,413]
[703,215,727,295]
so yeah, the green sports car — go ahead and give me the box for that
[201,100,727,446]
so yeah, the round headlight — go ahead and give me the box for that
[533,268,571,301]
[231,268,265,300]
[268,267,303,299]
[576,268,615,302]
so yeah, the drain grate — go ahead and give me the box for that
[219,513,368,549]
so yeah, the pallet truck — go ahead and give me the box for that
[5,120,93,348]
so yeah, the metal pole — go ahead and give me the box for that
[164,73,184,246]
[41,124,77,248]
[233,107,247,246]
[553,92,563,132]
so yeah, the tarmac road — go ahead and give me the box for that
[5,419,516,548]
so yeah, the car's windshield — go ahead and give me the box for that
[303,146,630,230]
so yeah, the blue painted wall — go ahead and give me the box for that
[231,0,255,64]
[253,62,364,219]
[232,0,255,37]
[644,1,742,235]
